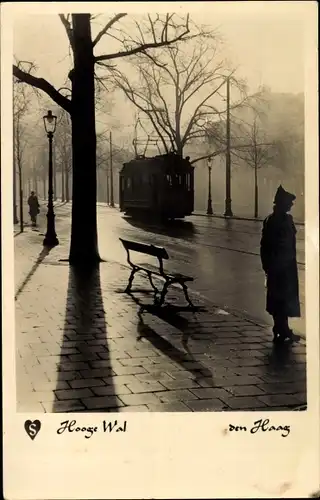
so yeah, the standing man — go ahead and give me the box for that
[260,185,300,342]
[27,191,40,227]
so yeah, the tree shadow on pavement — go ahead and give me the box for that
[52,265,119,413]
[123,216,197,241]
[15,247,52,300]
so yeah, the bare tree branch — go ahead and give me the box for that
[95,14,190,62]
[13,64,72,113]
[59,14,75,52]
[93,13,127,47]
[190,149,225,165]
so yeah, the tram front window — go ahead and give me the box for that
[167,173,188,189]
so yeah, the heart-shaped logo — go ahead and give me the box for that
[24,420,41,440]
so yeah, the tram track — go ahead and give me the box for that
[186,216,305,242]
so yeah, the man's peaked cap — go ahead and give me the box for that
[274,185,296,205]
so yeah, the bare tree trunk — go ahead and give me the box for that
[69,14,100,266]
[61,160,65,202]
[18,167,24,232]
[13,163,18,224]
[106,169,110,205]
[13,122,18,224]
[65,166,70,202]
[254,162,258,219]
[109,131,114,207]
[33,165,37,192]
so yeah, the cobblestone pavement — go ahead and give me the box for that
[15,206,307,413]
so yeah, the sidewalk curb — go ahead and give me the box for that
[192,211,305,226]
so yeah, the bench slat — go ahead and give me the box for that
[138,263,193,282]
[120,238,169,259]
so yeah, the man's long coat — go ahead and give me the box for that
[260,211,300,317]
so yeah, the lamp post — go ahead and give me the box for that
[206,156,213,215]
[43,110,59,247]
[109,130,114,207]
[224,76,233,217]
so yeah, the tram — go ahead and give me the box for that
[119,153,194,220]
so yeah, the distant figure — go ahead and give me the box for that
[260,185,300,342]
[28,191,40,227]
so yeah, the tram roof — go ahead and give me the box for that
[120,153,194,174]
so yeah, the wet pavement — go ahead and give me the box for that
[14,203,307,413]
[95,205,305,337]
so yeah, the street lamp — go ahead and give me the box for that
[224,76,233,217]
[43,110,59,247]
[206,156,213,215]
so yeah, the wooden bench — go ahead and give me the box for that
[119,238,195,308]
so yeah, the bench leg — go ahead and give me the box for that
[147,272,159,294]
[158,280,170,306]
[182,283,195,308]
[125,268,137,293]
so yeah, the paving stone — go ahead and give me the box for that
[221,396,269,410]
[118,405,149,412]
[147,402,192,412]
[232,357,265,367]
[47,370,83,382]
[98,351,130,360]
[184,399,227,411]
[146,363,183,373]
[68,353,100,362]
[31,380,70,391]
[234,343,267,351]
[69,378,106,389]
[161,379,201,390]
[135,373,174,384]
[125,349,160,358]
[119,393,162,406]
[76,344,107,354]
[225,385,266,397]
[58,361,90,371]
[156,390,198,403]
[257,381,306,395]
[55,388,94,400]
[166,370,197,380]
[257,394,303,407]
[126,381,166,394]
[112,364,148,376]
[259,372,306,384]
[232,366,266,377]
[80,368,114,379]
[89,360,113,369]
[190,387,230,400]
[42,400,86,412]
[60,348,81,356]
[81,396,124,410]
[92,385,132,396]
[118,357,155,367]
[18,391,57,403]
[103,374,139,386]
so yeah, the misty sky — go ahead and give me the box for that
[12,3,306,141]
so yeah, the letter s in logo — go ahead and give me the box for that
[25,420,41,440]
